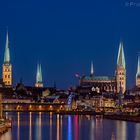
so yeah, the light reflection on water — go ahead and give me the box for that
[29,112,32,140]
[17,112,20,140]
[68,116,72,140]
[116,121,127,140]
[135,124,140,140]
[57,114,60,140]
[35,112,42,140]
[49,112,52,140]
[74,115,79,140]
[95,117,103,140]
[0,112,140,140]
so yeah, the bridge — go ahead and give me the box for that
[2,102,66,112]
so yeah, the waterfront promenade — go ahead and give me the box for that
[1,98,140,124]
[2,102,140,123]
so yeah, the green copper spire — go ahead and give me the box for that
[39,64,42,82]
[90,61,94,76]
[4,31,10,64]
[136,56,140,77]
[36,63,42,83]
[117,41,125,69]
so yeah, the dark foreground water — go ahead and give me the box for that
[0,112,140,140]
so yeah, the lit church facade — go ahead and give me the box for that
[78,42,126,94]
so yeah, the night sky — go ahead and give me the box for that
[0,0,140,89]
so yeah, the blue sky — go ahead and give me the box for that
[0,0,140,89]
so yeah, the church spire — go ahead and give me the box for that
[36,63,42,83]
[35,63,43,87]
[39,64,42,82]
[116,41,126,93]
[136,55,140,77]
[2,30,12,86]
[90,61,94,77]
[117,41,125,69]
[4,30,10,64]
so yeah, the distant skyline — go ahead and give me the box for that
[0,0,140,89]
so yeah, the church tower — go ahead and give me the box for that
[116,41,126,93]
[35,63,43,87]
[2,31,12,87]
[136,56,140,87]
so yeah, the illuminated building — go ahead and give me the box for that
[2,31,12,87]
[35,63,43,87]
[78,41,126,94]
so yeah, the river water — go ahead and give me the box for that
[0,112,140,140]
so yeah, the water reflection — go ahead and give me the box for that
[5,112,8,120]
[35,112,42,140]
[49,112,52,140]
[116,121,127,140]
[60,115,63,140]
[56,114,60,140]
[74,115,79,140]
[29,112,32,140]
[17,112,20,140]
[86,115,91,120]
[0,113,140,140]
[90,116,94,140]
[68,115,72,140]
[95,117,103,140]
[135,124,140,140]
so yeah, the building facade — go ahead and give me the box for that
[78,42,126,94]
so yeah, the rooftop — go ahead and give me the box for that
[82,76,116,81]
